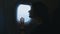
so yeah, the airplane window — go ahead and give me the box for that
[16,4,31,24]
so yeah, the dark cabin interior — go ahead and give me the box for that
[0,0,59,34]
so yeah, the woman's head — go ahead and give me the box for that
[29,2,48,24]
[29,2,48,17]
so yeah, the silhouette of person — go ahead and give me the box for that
[28,1,48,34]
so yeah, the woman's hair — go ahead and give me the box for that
[31,2,48,24]
[31,2,48,17]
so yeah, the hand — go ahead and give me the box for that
[20,17,24,24]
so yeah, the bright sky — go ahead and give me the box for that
[17,4,31,23]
